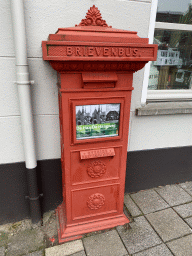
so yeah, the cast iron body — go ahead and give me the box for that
[42,5,157,242]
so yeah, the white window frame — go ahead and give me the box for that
[141,0,192,105]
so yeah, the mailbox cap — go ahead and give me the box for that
[42,5,157,71]
[49,26,148,45]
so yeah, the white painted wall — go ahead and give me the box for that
[129,113,192,151]
[5,0,187,165]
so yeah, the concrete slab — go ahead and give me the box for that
[133,244,173,256]
[166,234,192,256]
[124,194,142,217]
[130,189,169,214]
[71,251,86,256]
[24,250,44,256]
[179,181,192,196]
[45,240,83,256]
[83,229,128,256]
[185,217,192,228]
[0,247,5,256]
[155,185,192,206]
[6,228,44,256]
[116,216,161,254]
[173,202,192,218]
[146,208,192,242]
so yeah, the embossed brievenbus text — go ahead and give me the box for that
[47,44,154,59]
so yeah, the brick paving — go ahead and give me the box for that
[1,181,192,255]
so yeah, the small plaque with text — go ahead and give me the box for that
[80,148,115,159]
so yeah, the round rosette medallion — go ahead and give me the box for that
[87,160,106,178]
[87,193,105,210]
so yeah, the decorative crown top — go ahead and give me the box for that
[76,5,111,27]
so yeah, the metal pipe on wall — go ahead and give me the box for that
[10,0,41,223]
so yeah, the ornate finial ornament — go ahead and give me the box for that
[76,5,111,27]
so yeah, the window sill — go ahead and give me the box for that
[136,102,192,116]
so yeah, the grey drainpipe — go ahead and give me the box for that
[10,0,41,223]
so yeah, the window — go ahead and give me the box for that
[144,0,192,103]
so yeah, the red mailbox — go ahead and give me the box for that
[42,5,157,243]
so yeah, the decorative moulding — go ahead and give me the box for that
[87,160,106,178]
[50,61,146,73]
[87,193,105,210]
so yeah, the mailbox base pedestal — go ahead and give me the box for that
[56,203,129,243]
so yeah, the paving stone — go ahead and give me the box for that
[43,210,55,226]
[6,228,44,256]
[185,217,192,228]
[0,223,12,233]
[71,251,86,256]
[155,185,192,206]
[116,216,161,254]
[0,247,5,256]
[179,181,192,196]
[83,229,127,256]
[133,244,173,256]
[43,211,58,247]
[130,189,169,214]
[0,232,8,247]
[166,234,192,256]
[45,239,83,256]
[43,212,57,236]
[0,219,32,235]
[173,202,192,218]
[24,250,44,256]
[146,208,192,242]
[124,194,142,217]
